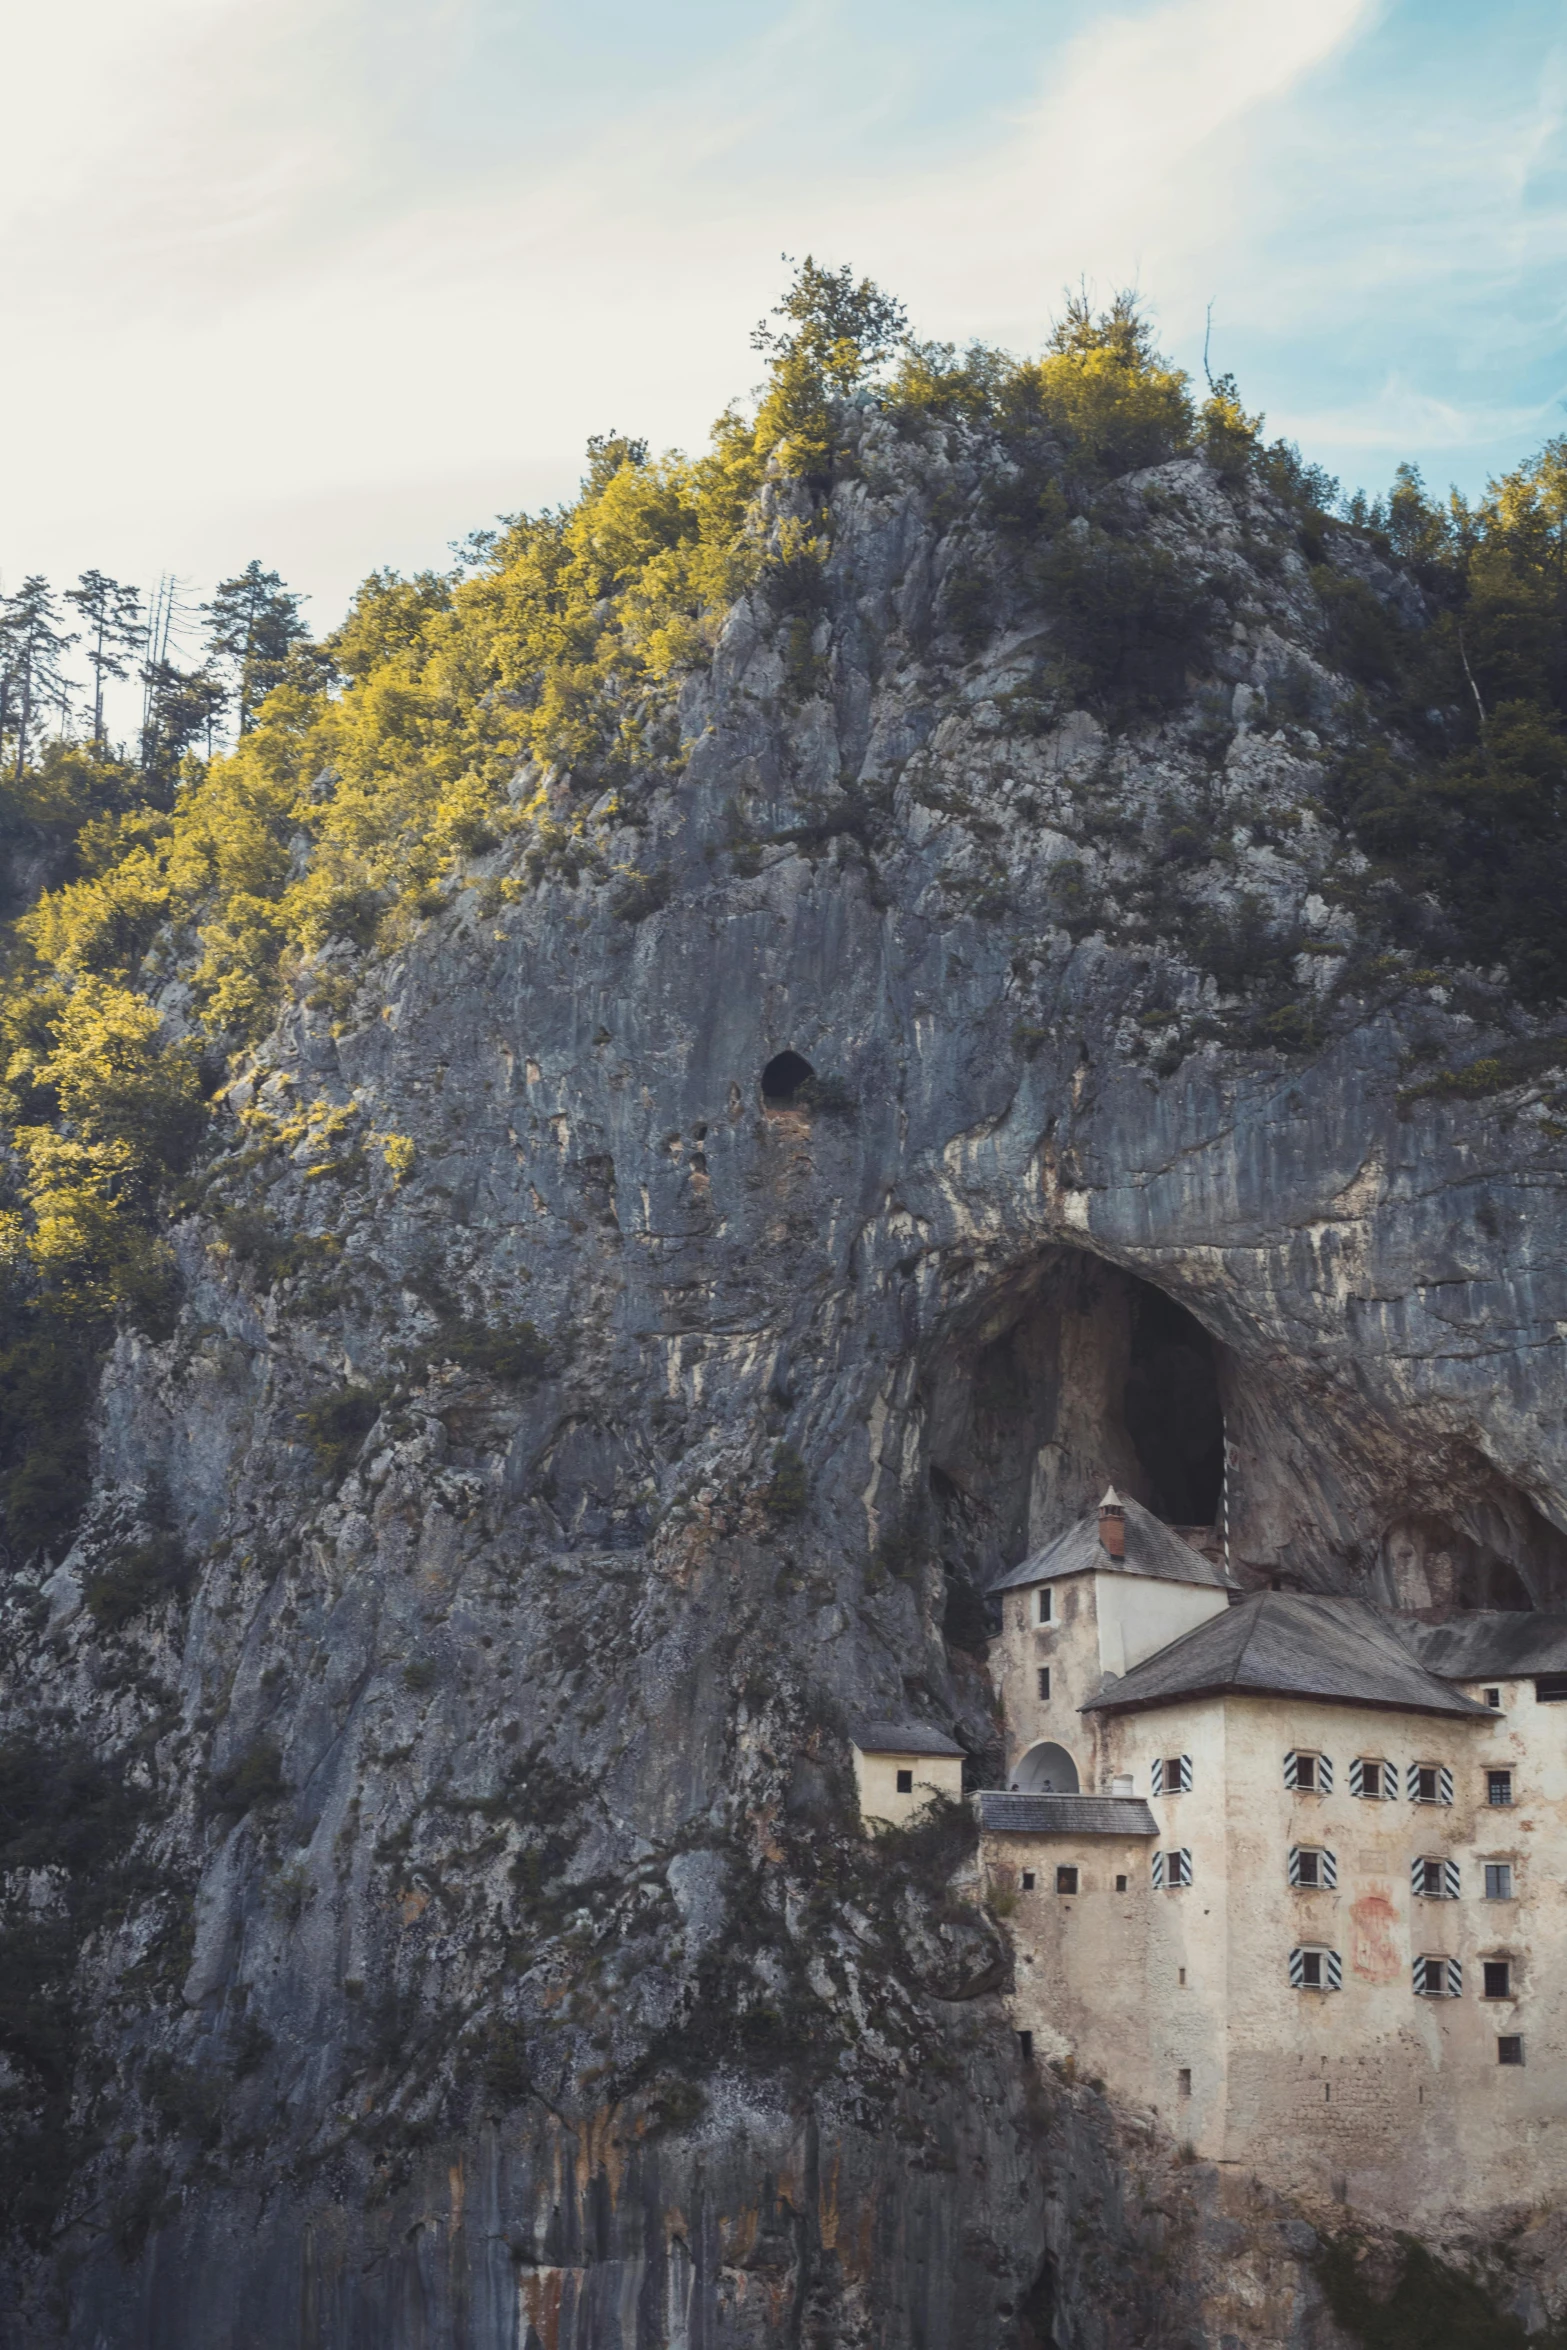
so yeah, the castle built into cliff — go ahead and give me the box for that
[858,1490,1567,2228]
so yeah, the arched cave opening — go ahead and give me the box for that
[921,1250,1230,1599]
[761,1049,814,1104]
[1123,1284,1224,1527]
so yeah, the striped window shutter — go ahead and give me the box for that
[1151,1758,1164,1796]
[1406,1762,1421,1800]
[1289,1946,1306,1987]
[1318,1754,1334,1794]
[1447,1957,1462,1996]
[1177,1847,1192,1887]
[1321,1848,1338,1889]
[1288,1845,1305,1886]
[1283,1750,1298,1790]
[1177,1755,1193,1792]
[1325,1950,1342,1990]
[1438,1765,1454,1805]
[1151,1851,1165,1888]
[1443,1858,1460,1899]
[1349,1758,1364,1797]
[1410,1856,1426,1895]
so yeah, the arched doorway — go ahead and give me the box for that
[1013,1741,1080,1794]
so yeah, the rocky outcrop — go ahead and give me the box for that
[3,410,1565,2343]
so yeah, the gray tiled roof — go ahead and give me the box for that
[976,1792,1158,1836]
[1080,1591,1494,1721]
[1400,1612,1567,1680]
[990,1494,1234,1594]
[852,1720,966,1758]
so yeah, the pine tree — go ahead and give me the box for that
[64,571,143,751]
[202,561,308,734]
[140,659,227,797]
[3,579,77,782]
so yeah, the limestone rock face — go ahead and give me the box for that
[5,415,1566,2346]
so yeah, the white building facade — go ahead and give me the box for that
[981,1493,1567,2227]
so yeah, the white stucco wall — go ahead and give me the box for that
[996,1567,1227,1788]
[853,1746,964,1829]
[985,1666,1567,2227]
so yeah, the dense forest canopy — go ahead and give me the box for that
[0,258,1564,1562]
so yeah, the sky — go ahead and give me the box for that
[0,0,1563,678]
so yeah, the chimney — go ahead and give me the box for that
[1098,1485,1126,1560]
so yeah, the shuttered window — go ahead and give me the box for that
[1412,1857,1460,1899]
[1414,1955,1462,1997]
[1408,1763,1454,1805]
[1289,1946,1342,1991]
[1153,1849,1192,1889]
[1288,1846,1337,1889]
[1349,1758,1391,1799]
[1151,1755,1193,1796]
[1285,1750,1331,1792]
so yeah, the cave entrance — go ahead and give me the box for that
[1123,1285,1224,1527]
[761,1050,814,1104]
[922,1250,1230,1591]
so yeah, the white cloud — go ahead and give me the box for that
[0,0,1558,624]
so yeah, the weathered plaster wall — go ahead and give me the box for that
[991,1679,1567,2232]
[851,1746,964,1827]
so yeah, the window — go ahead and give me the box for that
[1412,1857,1460,1900]
[1485,1688,1502,1709]
[1018,2030,1034,2062]
[1056,1866,1078,1895]
[1289,1845,1338,1889]
[1534,1674,1567,1703]
[1488,1769,1513,1807]
[1483,1960,1513,2000]
[1115,1873,1127,1892]
[1350,1757,1392,1800]
[1285,1750,1331,1793]
[1290,1946,1342,1991]
[1037,1588,1052,1625]
[895,1769,913,1794]
[1414,1955,1462,1997]
[1151,1755,1192,1795]
[1020,1871,1036,1891]
[1154,1849,1192,1889]
[1408,1762,1454,1805]
[1177,2068,1192,2098]
[1484,1863,1514,1901]
[1499,2036,1525,2066]
[1037,1667,1051,1701]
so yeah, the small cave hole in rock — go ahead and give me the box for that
[761,1049,814,1104]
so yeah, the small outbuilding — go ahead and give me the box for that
[852,1720,965,1829]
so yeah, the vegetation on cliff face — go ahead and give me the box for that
[0,261,1563,1566]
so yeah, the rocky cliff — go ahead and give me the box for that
[3,385,1566,2348]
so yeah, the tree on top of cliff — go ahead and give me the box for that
[752,255,908,480]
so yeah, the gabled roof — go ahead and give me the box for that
[1081,1591,1494,1721]
[991,1492,1234,1594]
[1400,1612,1567,1680]
[976,1792,1158,1837]
[852,1720,966,1758]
